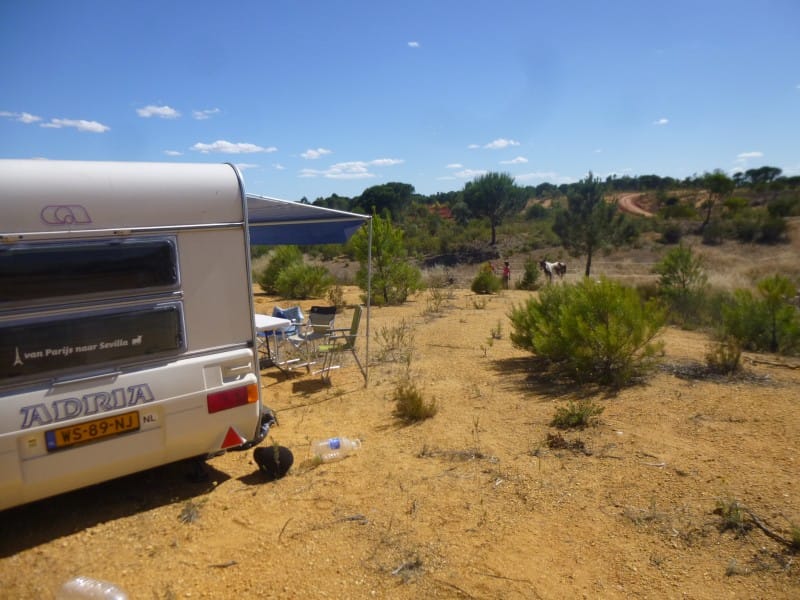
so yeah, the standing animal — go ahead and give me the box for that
[539,260,567,283]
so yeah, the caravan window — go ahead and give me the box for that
[0,237,178,303]
[1,303,185,381]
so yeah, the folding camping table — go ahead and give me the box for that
[254,314,292,370]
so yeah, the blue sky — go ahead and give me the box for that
[1,0,798,202]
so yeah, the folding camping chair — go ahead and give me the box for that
[265,305,305,372]
[314,305,364,382]
[285,305,337,369]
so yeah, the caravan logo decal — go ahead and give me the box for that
[19,383,155,429]
[40,204,92,225]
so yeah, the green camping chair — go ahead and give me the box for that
[314,305,364,382]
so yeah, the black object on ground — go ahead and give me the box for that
[253,446,294,481]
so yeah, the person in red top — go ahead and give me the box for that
[502,261,511,289]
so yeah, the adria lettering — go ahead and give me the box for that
[19,383,155,429]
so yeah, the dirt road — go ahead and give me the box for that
[617,193,654,217]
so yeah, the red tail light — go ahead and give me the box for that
[207,384,258,414]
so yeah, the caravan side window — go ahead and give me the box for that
[0,237,184,384]
[0,237,179,304]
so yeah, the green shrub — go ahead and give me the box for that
[550,400,604,429]
[524,203,548,220]
[255,246,303,294]
[767,195,800,218]
[720,275,800,355]
[516,258,541,290]
[658,222,683,244]
[701,220,726,245]
[509,277,666,387]
[659,202,698,220]
[652,244,708,327]
[732,210,762,242]
[274,262,334,299]
[471,263,502,295]
[758,214,788,243]
[351,212,423,306]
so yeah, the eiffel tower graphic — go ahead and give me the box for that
[13,347,24,367]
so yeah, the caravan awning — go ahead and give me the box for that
[247,194,368,246]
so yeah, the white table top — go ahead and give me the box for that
[254,313,292,333]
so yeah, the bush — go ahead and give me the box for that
[374,319,415,363]
[652,244,708,327]
[471,263,502,294]
[659,202,698,220]
[255,246,303,294]
[701,220,726,245]
[516,258,541,291]
[658,222,683,244]
[274,262,334,299]
[732,210,762,242]
[705,338,742,374]
[720,275,800,355]
[326,284,345,310]
[351,212,424,306]
[509,278,666,387]
[758,215,788,243]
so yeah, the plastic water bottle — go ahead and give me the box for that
[311,437,361,462]
[56,576,128,600]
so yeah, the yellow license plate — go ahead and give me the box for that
[45,411,140,451]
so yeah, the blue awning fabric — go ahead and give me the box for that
[247,194,368,246]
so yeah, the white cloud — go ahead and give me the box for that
[18,112,42,124]
[1,110,42,124]
[163,150,183,156]
[446,163,463,169]
[733,150,764,171]
[192,108,220,120]
[500,156,528,165]
[191,140,277,154]
[300,162,372,180]
[515,171,559,182]
[455,168,487,179]
[737,151,763,159]
[234,163,259,171]
[408,41,420,48]
[273,163,286,171]
[137,105,181,119]
[301,148,332,159]
[594,148,603,154]
[41,118,110,133]
[370,158,404,167]
[299,158,403,180]
[653,118,669,126]
[484,138,520,149]
[467,144,480,150]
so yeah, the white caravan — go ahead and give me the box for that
[0,160,271,511]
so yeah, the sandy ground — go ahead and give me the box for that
[1,273,799,599]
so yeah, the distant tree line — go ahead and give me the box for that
[312,166,799,218]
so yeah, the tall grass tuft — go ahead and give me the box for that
[392,377,437,422]
[550,400,604,430]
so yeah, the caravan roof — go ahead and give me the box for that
[0,160,245,237]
